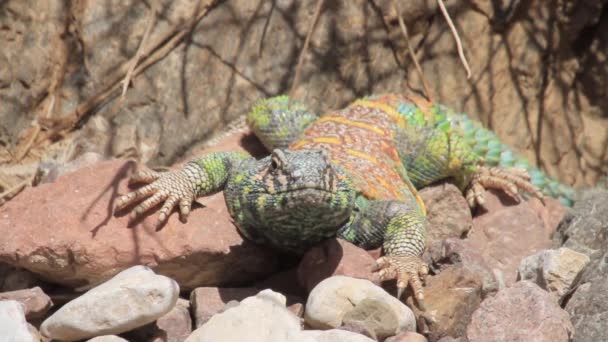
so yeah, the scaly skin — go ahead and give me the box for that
[116,93,573,309]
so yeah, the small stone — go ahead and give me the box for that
[0,300,37,342]
[518,247,590,302]
[300,329,375,342]
[416,265,483,341]
[87,336,129,342]
[297,238,377,292]
[419,182,473,262]
[190,286,302,327]
[153,298,192,342]
[305,276,415,335]
[0,287,53,320]
[467,281,573,341]
[185,289,302,342]
[41,265,179,341]
[385,331,428,342]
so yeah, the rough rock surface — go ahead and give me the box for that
[305,276,416,335]
[0,132,277,289]
[467,281,573,342]
[419,182,473,264]
[297,238,377,292]
[0,286,53,320]
[553,189,608,258]
[518,247,590,303]
[416,265,483,341]
[40,266,179,341]
[560,190,608,341]
[441,191,555,287]
[0,300,37,342]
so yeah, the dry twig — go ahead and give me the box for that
[289,0,324,98]
[437,0,471,78]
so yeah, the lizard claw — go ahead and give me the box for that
[465,166,545,208]
[373,255,428,311]
[115,168,195,227]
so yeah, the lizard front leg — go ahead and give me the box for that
[115,151,249,228]
[338,199,428,310]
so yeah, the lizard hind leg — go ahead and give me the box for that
[247,95,319,151]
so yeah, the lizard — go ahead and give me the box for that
[114,93,575,309]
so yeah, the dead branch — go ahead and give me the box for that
[122,0,159,98]
[437,0,471,78]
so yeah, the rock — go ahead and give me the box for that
[190,287,258,327]
[518,247,590,303]
[417,265,483,341]
[153,298,192,342]
[442,192,553,287]
[467,281,573,342]
[297,238,378,292]
[305,276,415,336]
[0,287,52,320]
[553,188,608,257]
[341,298,401,340]
[418,182,473,264]
[565,249,608,341]
[126,298,192,342]
[37,152,106,184]
[385,331,428,342]
[190,286,302,328]
[0,132,278,289]
[300,329,375,342]
[87,336,129,342]
[0,300,37,342]
[185,289,302,342]
[41,266,179,341]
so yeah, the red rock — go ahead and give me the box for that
[153,298,192,342]
[444,192,553,287]
[467,281,573,342]
[0,132,278,289]
[416,265,483,341]
[297,238,378,292]
[0,287,53,320]
[418,182,473,264]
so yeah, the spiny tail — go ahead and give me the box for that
[441,108,575,206]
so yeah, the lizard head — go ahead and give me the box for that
[226,148,356,251]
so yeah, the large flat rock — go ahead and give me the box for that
[0,132,277,289]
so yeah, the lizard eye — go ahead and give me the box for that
[270,158,279,171]
[270,149,286,172]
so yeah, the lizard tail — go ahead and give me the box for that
[446,112,576,207]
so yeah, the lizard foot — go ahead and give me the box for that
[373,255,428,310]
[115,168,196,228]
[465,166,545,208]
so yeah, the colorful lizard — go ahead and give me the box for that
[115,93,574,309]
